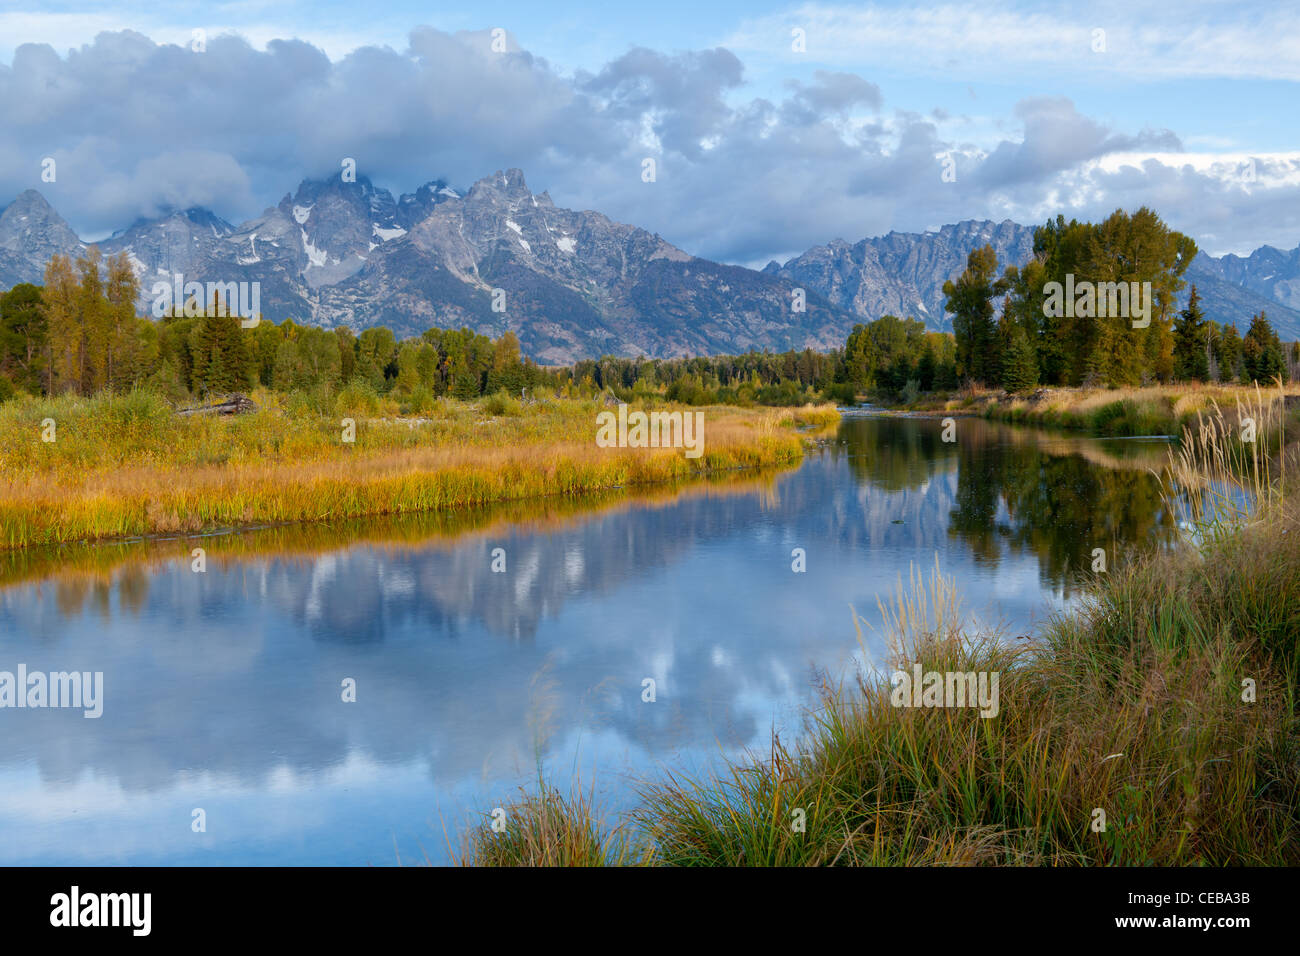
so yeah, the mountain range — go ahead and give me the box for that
[2,170,1298,361]
[763,220,1300,341]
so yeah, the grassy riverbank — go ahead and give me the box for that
[886,382,1300,438]
[0,468,785,591]
[0,389,838,550]
[460,403,1300,867]
[464,510,1300,866]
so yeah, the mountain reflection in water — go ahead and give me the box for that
[0,415,1176,864]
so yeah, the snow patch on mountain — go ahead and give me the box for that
[302,230,328,268]
[236,232,261,265]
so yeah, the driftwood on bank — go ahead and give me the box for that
[176,394,258,417]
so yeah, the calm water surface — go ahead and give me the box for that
[0,414,1175,864]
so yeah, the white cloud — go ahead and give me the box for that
[724,2,1300,82]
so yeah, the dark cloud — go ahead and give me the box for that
[781,70,882,125]
[0,29,1291,261]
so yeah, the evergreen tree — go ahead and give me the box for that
[1001,326,1039,393]
[917,342,937,391]
[1242,312,1287,384]
[0,283,47,394]
[1173,285,1209,381]
[999,259,1056,385]
[1217,324,1244,383]
[191,306,253,396]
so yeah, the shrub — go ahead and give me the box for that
[822,382,857,405]
[480,392,523,416]
[335,378,386,417]
[665,379,717,406]
[404,385,436,416]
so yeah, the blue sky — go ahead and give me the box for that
[1,0,1297,262]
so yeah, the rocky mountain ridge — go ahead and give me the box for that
[2,174,1298,357]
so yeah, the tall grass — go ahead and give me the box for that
[1161,383,1288,538]
[975,381,1300,438]
[0,391,837,549]
[0,468,781,591]
[454,780,651,867]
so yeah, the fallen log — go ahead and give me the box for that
[176,394,258,417]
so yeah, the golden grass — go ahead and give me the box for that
[0,391,837,549]
[1160,382,1290,538]
[971,380,1299,438]
[0,468,784,591]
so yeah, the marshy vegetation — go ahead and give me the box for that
[0,387,837,550]
[0,465,786,590]
[968,380,1300,438]
[459,388,1300,866]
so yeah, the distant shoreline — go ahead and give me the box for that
[857,382,1300,437]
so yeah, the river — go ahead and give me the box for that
[0,413,1177,864]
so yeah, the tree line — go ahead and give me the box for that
[942,207,1296,391]
[0,251,549,404]
[0,249,864,407]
